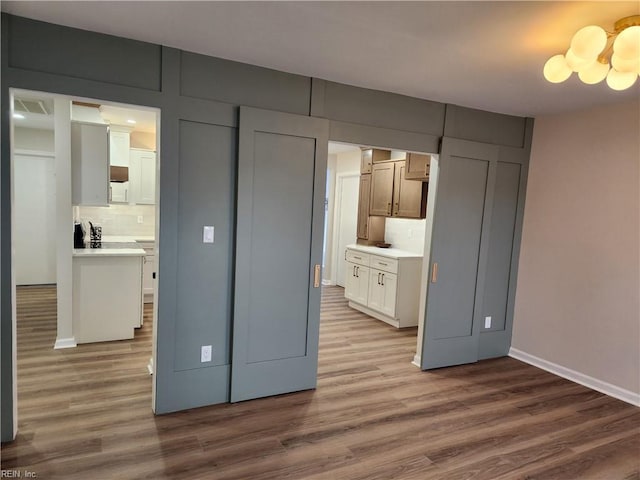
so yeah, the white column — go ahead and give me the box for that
[54,98,76,349]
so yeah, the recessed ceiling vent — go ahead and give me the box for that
[14,98,51,115]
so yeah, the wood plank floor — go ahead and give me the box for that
[2,285,639,479]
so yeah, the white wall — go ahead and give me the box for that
[14,127,54,152]
[325,149,361,284]
[130,131,156,150]
[78,204,156,237]
[512,99,639,401]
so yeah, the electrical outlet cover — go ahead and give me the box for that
[484,316,492,329]
[201,345,212,363]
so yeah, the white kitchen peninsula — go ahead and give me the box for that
[72,246,145,343]
[344,244,423,328]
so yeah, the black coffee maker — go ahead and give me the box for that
[73,221,86,248]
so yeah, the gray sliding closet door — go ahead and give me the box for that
[421,138,499,369]
[231,106,329,402]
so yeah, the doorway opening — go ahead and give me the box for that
[10,89,161,438]
[320,141,436,369]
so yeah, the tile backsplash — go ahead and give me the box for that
[384,217,426,254]
[78,204,156,237]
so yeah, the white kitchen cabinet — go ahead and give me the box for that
[137,240,155,303]
[344,245,422,328]
[130,148,156,205]
[345,262,370,305]
[344,250,370,305]
[368,269,397,318]
[72,249,144,343]
[109,128,131,204]
[71,121,109,206]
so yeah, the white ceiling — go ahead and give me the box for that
[3,1,639,117]
[99,105,157,133]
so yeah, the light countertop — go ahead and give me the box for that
[346,244,423,259]
[102,235,155,243]
[73,248,146,257]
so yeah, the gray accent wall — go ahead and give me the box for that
[1,13,533,441]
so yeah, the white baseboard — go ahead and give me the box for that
[509,347,640,407]
[412,355,421,368]
[54,337,77,349]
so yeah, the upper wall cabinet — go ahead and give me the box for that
[370,162,395,216]
[130,148,156,205]
[71,121,109,206]
[370,161,427,219]
[405,153,431,181]
[109,128,131,204]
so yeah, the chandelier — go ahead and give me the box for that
[543,15,640,91]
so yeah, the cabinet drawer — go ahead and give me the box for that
[346,250,370,266]
[370,255,398,274]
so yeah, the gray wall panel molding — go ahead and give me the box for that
[7,15,162,91]
[173,120,236,373]
[180,51,312,115]
[323,81,445,135]
[0,12,536,431]
[178,96,237,128]
[4,66,164,109]
[329,120,439,153]
[478,118,533,360]
[444,104,528,148]
[310,78,326,117]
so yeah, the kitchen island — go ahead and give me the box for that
[72,245,145,343]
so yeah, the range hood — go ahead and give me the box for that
[110,166,129,183]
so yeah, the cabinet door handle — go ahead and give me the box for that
[377,272,381,285]
[431,262,439,283]
[353,265,356,277]
[387,202,391,215]
[356,266,360,278]
[381,273,385,286]
[425,163,429,177]
[394,202,399,215]
[314,264,321,288]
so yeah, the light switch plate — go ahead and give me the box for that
[484,316,492,329]
[137,216,144,224]
[201,345,212,363]
[203,226,214,244]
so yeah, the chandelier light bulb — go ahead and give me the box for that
[611,52,640,73]
[570,25,608,60]
[543,54,572,83]
[606,68,638,90]
[577,60,610,84]
[613,25,640,60]
[544,15,640,90]
[565,48,590,72]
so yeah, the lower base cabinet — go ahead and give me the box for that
[72,253,144,343]
[344,246,422,328]
[138,241,155,303]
